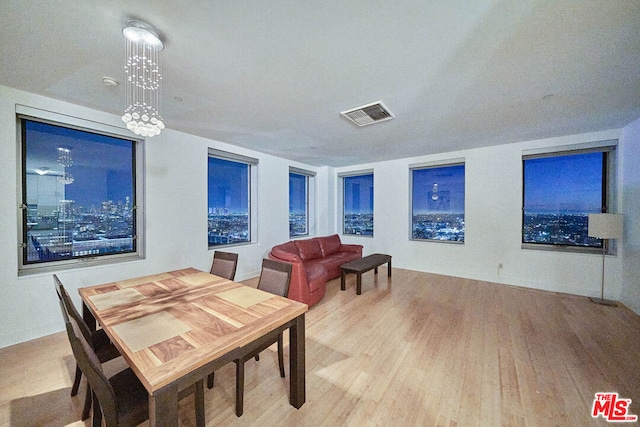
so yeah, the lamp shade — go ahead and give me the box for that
[588,213,624,239]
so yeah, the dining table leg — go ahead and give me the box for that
[289,313,306,409]
[149,383,179,427]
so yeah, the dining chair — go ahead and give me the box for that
[59,298,205,427]
[210,250,239,280]
[54,274,121,421]
[233,259,292,416]
[206,251,239,389]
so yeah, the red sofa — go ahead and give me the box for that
[268,234,363,307]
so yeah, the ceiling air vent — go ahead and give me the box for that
[340,100,395,127]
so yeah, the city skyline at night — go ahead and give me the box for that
[25,121,606,259]
[23,120,136,263]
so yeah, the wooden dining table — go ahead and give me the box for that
[79,267,308,427]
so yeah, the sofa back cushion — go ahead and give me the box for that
[271,241,301,262]
[318,234,342,257]
[294,238,323,261]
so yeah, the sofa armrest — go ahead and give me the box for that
[270,246,302,263]
[339,244,364,254]
[268,251,311,304]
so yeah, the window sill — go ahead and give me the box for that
[520,243,611,255]
[18,253,144,277]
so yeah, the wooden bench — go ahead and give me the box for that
[340,253,392,295]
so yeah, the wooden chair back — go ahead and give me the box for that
[210,251,239,280]
[55,275,94,344]
[257,259,292,297]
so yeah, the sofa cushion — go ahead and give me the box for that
[271,241,301,262]
[318,234,342,257]
[294,238,323,261]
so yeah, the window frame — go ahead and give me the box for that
[409,159,466,243]
[521,141,617,254]
[207,148,258,248]
[339,170,374,237]
[289,167,316,238]
[17,105,145,275]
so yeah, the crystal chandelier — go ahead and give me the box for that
[121,20,165,137]
[57,147,74,185]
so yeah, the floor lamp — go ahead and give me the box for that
[588,213,624,306]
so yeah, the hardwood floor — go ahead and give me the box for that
[2,268,639,426]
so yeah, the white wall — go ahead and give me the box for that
[1,83,637,349]
[0,85,326,348]
[336,129,635,303]
[620,117,640,313]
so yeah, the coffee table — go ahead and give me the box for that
[341,253,392,295]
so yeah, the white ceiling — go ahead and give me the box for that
[2,1,639,167]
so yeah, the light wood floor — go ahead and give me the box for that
[2,268,639,426]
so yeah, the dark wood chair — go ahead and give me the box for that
[205,259,293,416]
[206,251,239,389]
[54,274,121,421]
[59,297,205,427]
[234,259,292,416]
[252,258,293,372]
[210,250,239,280]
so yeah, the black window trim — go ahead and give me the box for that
[207,148,258,249]
[338,169,374,237]
[288,167,316,238]
[521,140,617,254]
[409,159,466,244]
[17,105,145,276]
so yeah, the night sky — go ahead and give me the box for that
[207,157,249,213]
[524,152,602,213]
[27,121,603,217]
[412,165,465,213]
[289,173,306,214]
[344,174,374,214]
[26,120,134,208]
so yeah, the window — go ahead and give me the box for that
[342,172,374,236]
[411,162,465,242]
[289,168,315,237]
[208,149,258,247]
[522,145,614,250]
[20,114,141,272]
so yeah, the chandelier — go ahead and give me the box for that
[57,147,74,185]
[121,20,165,137]
[431,183,439,201]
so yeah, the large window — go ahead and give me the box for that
[411,162,465,242]
[342,172,374,236]
[289,168,315,237]
[208,149,257,247]
[522,145,614,250]
[20,115,140,271]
